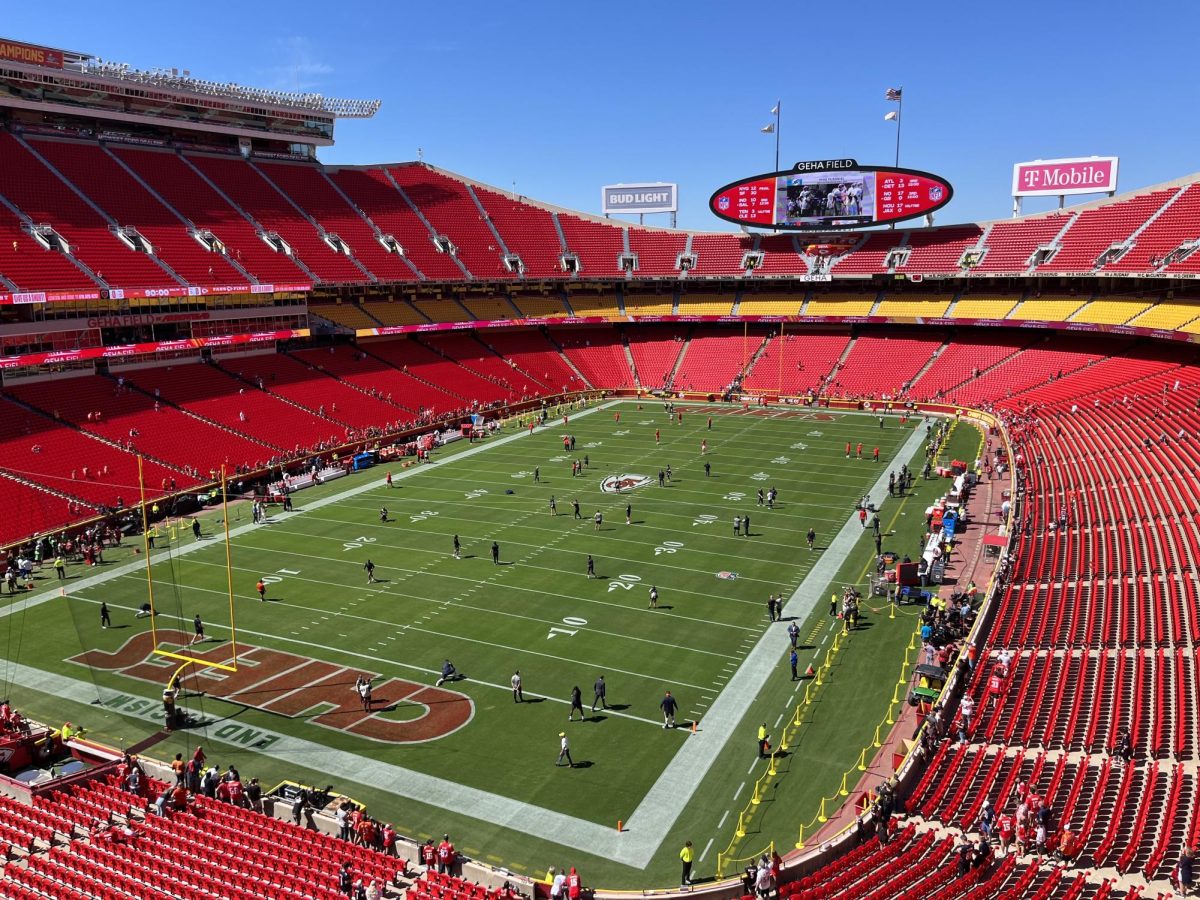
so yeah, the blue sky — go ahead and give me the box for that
[10,1,1198,230]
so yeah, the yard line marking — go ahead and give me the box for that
[21,402,921,866]
[732,782,745,802]
[716,812,728,833]
[178,556,757,641]
[66,593,679,730]
[615,422,928,862]
[700,837,715,862]
[774,714,783,729]
[746,760,758,776]
[108,570,741,665]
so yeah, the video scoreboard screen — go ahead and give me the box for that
[710,159,953,231]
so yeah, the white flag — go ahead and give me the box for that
[761,123,775,133]
[770,104,779,115]
[884,111,898,121]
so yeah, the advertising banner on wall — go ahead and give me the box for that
[1012,157,1119,197]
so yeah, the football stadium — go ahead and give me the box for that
[0,9,1197,900]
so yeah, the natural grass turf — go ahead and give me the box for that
[0,401,967,887]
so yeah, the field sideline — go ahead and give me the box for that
[1,399,942,885]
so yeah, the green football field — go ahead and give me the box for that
[0,399,978,887]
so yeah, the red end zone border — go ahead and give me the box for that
[71,631,473,744]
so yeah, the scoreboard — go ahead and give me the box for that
[710,159,953,231]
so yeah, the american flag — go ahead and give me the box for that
[885,87,903,101]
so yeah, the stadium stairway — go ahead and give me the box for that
[111,146,310,286]
[208,356,355,428]
[227,351,411,430]
[742,331,851,396]
[664,329,691,390]
[0,133,185,293]
[251,159,407,283]
[364,338,505,407]
[31,138,247,289]
[482,329,589,393]
[186,153,369,285]
[420,332,548,395]
[672,326,768,393]
[540,328,599,390]
[0,393,185,512]
[905,335,1034,402]
[286,346,427,418]
[116,373,287,455]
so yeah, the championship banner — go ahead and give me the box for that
[0,39,64,69]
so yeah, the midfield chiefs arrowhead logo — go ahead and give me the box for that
[601,473,652,493]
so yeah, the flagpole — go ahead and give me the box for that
[893,88,903,168]
[774,100,781,173]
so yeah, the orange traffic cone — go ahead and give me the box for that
[805,664,816,677]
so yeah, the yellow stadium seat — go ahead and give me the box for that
[676,294,735,315]
[875,298,952,318]
[413,299,473,323]
[951,296,1021,319]
[736,297,805,316]
[567,294,622,318]
[461,297,518,321]
[1129,301,1200,331]
[1008,296,1087,321]
[1069,299,1153,325]
[624,294,676,316]
[510,295,570,318]
[804,296,876,316]
[309,302,379,330]
[367,301,429,326]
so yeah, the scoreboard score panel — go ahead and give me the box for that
[709,160,953,230]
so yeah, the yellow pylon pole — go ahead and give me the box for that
[838,771,849,797]
[735,811,746,837]
[803,685,812,706]
[768,752,778,777]
[857,747,868,772]
[794,823,805,850]
[751,781,761,805]
[817,796,828,823]
[872,723,883,748]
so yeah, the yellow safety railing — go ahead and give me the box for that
[707,408,1010,891]
[716,842,775,883]
[786,621,921,851]
[716,626,849,877]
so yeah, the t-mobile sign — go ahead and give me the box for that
[1012,157,1119,197]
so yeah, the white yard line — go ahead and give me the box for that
[612,423,928,861]
[6,403,925,868]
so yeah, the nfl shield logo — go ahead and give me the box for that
[928,187,944,202]
[717,196,730,211]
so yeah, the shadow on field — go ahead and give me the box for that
[570,760,594,769]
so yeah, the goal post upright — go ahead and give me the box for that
[221,464,239,667]
[137,454,161,652]
[143,460,239,675]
